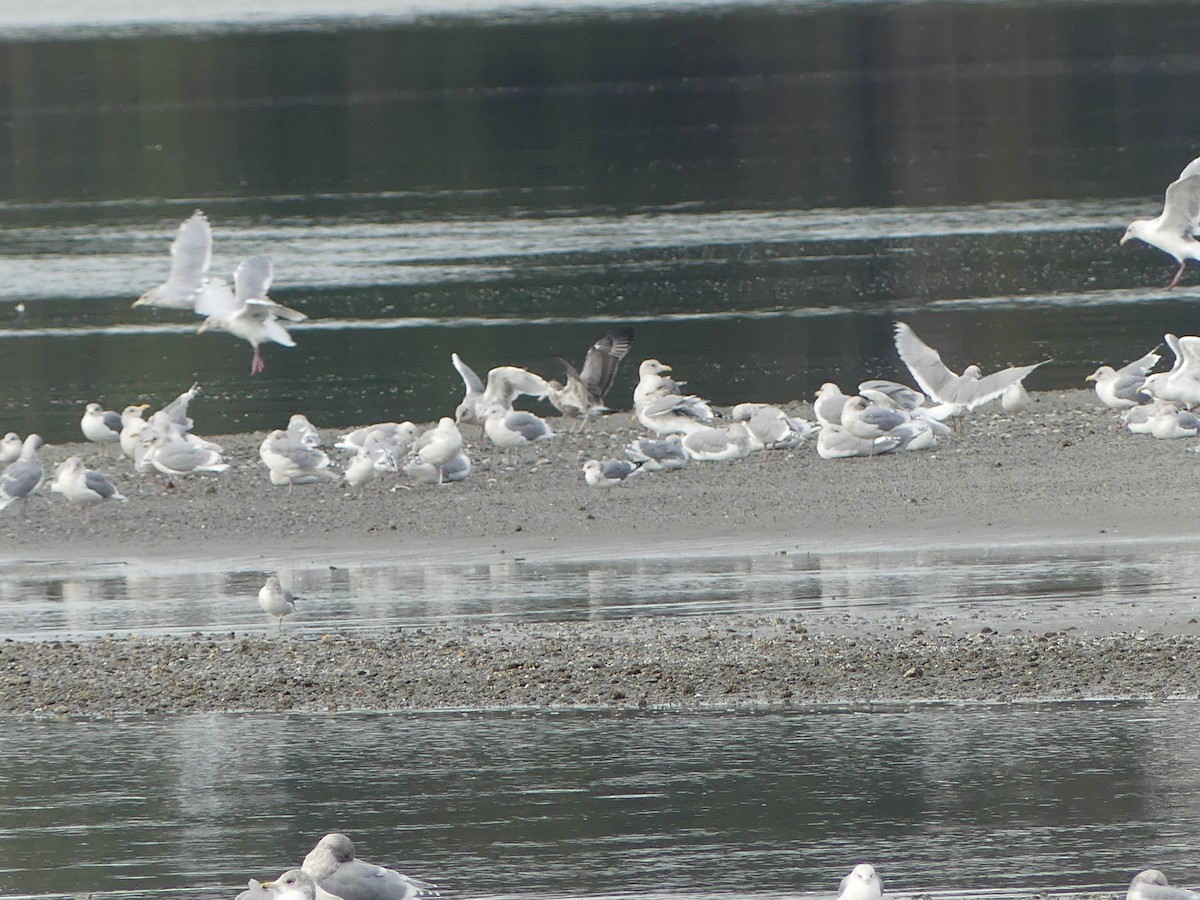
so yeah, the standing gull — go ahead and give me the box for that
[197,255,307,374]
[302,832,436,900]
[258,575,297,631]
[894,321,1048,411]
[50,457,126,522]
[1121,155,1200,289]
[0,434,44,512]
[414,417,465,483]
[118,405,152,459]
[80,403,123,451]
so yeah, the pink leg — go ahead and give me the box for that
[251,348,265,374]
[1168,261,1187,290]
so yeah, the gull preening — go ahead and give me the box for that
[1126,869,1200,900]
[1121,155,1200,289]
[50,457,125,522]
[894,321,1048,411]
[301,832,437,900]
[258,574,297,630]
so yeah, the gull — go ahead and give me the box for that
[404,451,471,484]
[195,255,306,375]
[148,429,229,485]
[133,210,229,310]
[633,360,715,436]
[287,414,321,448]
[681,422,753,462]
[817,424,899,459]
[624,435,689,471]
[894,321,1048,410]
[1120,155,1200,289]
[858,379,925,411]
[582,458,643,487]
[1143,334,1200,408]
[237,868,342,900]
[118,404,152,459]
[891,419,938,451]
[258,574,297,630]
[452,356,554,424]
[1123,402,1166,435]
[1086,350,1160,409]
[484,409,555,456]
[50,457,126,522]
[633,358,688,407]
[814,383,851,427]
[841,396,911,440]
[415,417,465,483]
[302,832,437,900]
[838,864,883,900]
[260,430,337,487]
[1127,870,1200,900]
[344,433,397,487]
[158,381,201,432]
[548,327,635,429]
[1001,382,1031,412]
[0,434,44,512]
[336,422,421,457]
[730,403,814,455]
[80,403,123,451]
[0,433,21,465]
[1149,405,1200,439]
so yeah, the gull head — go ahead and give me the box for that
[639,358,672,377]
[1120,220,1149,246]
[1085,366,1115,384]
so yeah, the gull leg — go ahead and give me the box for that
[1168,261,1187,290]
[250,348,266,375]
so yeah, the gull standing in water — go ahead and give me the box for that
[894,321,1048,411]
[838,864,884,900]
[197,256,307,374]
[1120,155,1200,289]
[258,575,297,630]
[302,832,437,900]
[0,435,44,512]
[50,457,126,522]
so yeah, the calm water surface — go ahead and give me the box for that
[3,704,1200,900]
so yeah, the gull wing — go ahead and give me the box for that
[579,326,635,400]
[953,361,1047,410]
[1161,175,1200,237]
[452,353,485,395]
[234,256,274,304]
[1117,349,1161,377]
[893,321,962,402]
[164,210,213,292]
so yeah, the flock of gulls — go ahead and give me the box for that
[6,151,1200,522]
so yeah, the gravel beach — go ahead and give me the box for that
[4,388,1200,715]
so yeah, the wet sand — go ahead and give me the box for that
[3,389,1200,714]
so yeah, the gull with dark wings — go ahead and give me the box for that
[548,327,635,430]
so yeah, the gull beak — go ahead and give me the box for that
[139,403,150,410]
[1084,374,1096,382]
[1119,234,1131,246]
[660,364,673,372]
[197,322,209,334]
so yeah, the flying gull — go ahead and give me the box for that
[133,210,229,310]
[1120,155,1200,289]
[197,255,307,374]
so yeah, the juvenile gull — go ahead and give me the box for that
[1126,869,1200,900]
[0,432,21,465]
[134,209,228,310]
[0,434,44,512]
[258,574,297,630]
[894,321,1048,411]
[838,864,883,900]
[197,256,307,374]
[1086,349,1160,409]
[549,327,635,429]
[80,403,123,450]
[1120,155,1200,289]
[624,435,689,471]
[259,430,337,487]
[301,832,436,900]
[50,457,126,522]
[582,458,643,487]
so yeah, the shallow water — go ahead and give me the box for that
[0,540,1195,640]
[2,703,1198,900]
[2,0,1200,438]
